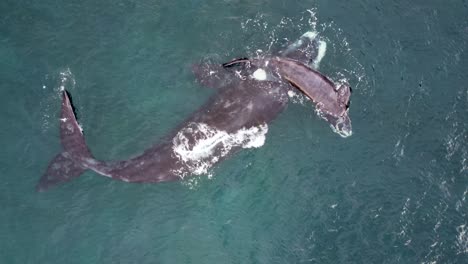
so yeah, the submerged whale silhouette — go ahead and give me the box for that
[37,31,350,191]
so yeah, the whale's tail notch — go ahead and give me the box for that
[37,91,93,192]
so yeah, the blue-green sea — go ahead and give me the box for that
[1,0,467,263]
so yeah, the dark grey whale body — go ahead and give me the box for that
[38,78,289,191]
[38,31,351,191]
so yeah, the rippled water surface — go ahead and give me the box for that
[1,0,467,263]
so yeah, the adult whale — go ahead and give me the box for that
[37,31,330,191]
[37,80,288,191]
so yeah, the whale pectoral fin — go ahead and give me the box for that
[279,31,327,69]
[192,63,235,89]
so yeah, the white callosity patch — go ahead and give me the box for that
[252,68,267,80]
[234,70,247,80]
[172,122,268,178]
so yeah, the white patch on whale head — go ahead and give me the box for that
[252,68,267,80]
[172,122,268,178]
[235,70,247,80]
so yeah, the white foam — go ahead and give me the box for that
[301,31,318,40]
[329,123,353,138]
[283,30,318,53]
[456,224,468,254]
[287,90,306,104]
[58,68,75,92]
[172,123,268,178]
[312,40,327,69]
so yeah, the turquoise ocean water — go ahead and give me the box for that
[1,0,467,263]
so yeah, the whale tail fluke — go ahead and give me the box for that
[37,91,93,192]
[36,153,88,192]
